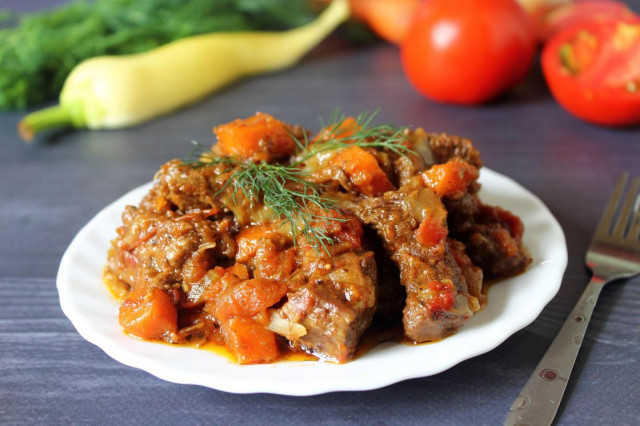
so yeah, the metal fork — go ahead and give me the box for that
[505,173,640,426]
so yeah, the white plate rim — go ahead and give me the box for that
[56,167,567,395]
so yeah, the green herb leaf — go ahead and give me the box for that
[296,109,415,163]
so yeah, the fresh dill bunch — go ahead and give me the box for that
[295,109,416,163]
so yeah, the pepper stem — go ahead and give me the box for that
[18,105,73,142]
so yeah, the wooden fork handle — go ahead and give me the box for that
[504,277,605,426]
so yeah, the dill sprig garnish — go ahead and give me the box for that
[183,142,343,253]
[182,110,415,253]
[220,161,344,253]
[294,109,415,163]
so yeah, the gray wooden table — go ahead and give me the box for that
[2,2,639,424]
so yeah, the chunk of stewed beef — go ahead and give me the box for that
[350,185,482,342]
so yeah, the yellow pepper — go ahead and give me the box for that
[19,0,349,141]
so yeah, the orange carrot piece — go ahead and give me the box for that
[214,278,287,320]
[214,112,296,161]
[253,244,296,281]
[422,159,479,199]
[314,116,360,142]
[119,287,177,340]
[222,317,280,364]
[235,223,283,262]
[330,146,394,196]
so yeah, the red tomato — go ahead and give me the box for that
[542,17,640,126]
[400,0,536,105]
[536,0,636,41]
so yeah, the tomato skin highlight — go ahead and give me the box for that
[400,0,536,105]
[542,17,640,126]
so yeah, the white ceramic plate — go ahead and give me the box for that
[57,168,567,395]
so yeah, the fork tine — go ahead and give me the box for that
[596,173,628,238]
[627,178,640,242]
[612,175,639,239]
